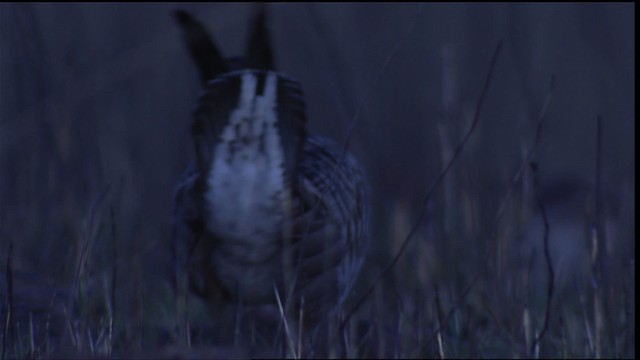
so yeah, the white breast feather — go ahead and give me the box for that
[206,72,285,265]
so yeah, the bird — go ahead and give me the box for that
[170,6,369,338]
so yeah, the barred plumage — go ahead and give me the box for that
[296,134,369,312]
[172,8,369,325]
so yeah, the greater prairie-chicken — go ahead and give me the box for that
[172,7,369,327]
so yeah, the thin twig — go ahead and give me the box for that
[491,75,556,235]
[341,40,504,330]
[62,302,77,349]
[73,184,112,293]
[479,292,518,346]
[578,283,595,357]
[421,274,481,353]
[304,3,356,124]
[592,115,607,359]
[273,284,298,359]
[109,206,117,356]
[290,2,427,333]
[594,115,605,275]
[530,163,554,356]
[327,3,426,185]
[434,285,446,359]
[2,242,14,360]
[29,312,34,357]
[297,296,304,359]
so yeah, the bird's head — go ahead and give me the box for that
[174,7,307,238]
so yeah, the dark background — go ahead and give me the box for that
[0,3,634,357]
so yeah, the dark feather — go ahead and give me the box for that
[246,4,274,70]
[172,9,229,84]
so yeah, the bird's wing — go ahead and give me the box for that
[289,134,369,319]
